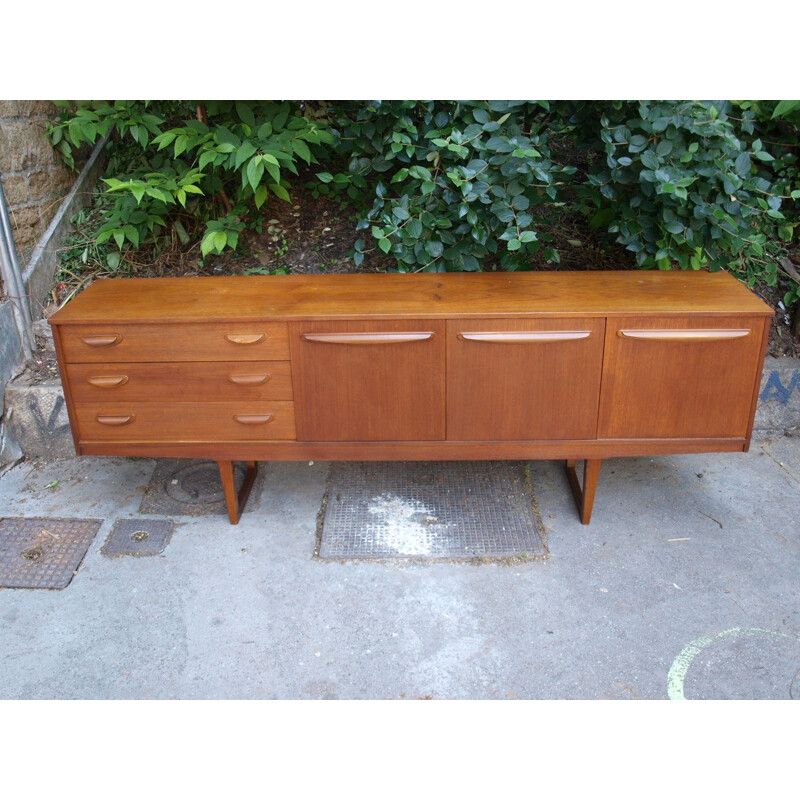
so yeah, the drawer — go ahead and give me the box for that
[598,316,765,439]
[58,322,289,363]
[67,361,293,403]
[74,401,296,441]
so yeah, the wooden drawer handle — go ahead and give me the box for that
[225,333,266,345]
[81,334,122,347]
[233,414,273,425]
[458,331,591,343]
[86,375,129,388]
[618,329,751,342]
[96,414,135,426]
[301,332,434,344]
[228,374,270,386]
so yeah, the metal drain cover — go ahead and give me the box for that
[140,459,264,517]
[0,517,103,589]
[318,461,546,560]
[101,518,174,557]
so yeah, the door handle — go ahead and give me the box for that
[96,414,135,426]
[301,332,434,344]
[233,414,274,425]
[228,374,270,386]
[617,329,751,342]
[81,334,122,347]
[458,331,591,343]
[87,375,129,388]
[225,333,266,345]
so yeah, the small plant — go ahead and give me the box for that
[48,101,335,260]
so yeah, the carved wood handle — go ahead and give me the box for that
[458,331,592,343]
[225,333,266,345]
[228,374,270,386]
[81,334,122,347]
[233,414,274,425]
[87,375,129,388]
[617,329,751,342]
[96,414,135,426]
[301,332,434,344]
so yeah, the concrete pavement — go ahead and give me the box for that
[0,435,798,700]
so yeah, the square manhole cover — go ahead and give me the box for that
[0,517,103,589]
[318,461,547,560]
[140,459,264,517]
[101,518,174,557]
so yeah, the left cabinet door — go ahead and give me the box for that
[290,320,446,441]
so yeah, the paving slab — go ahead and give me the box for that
[0,441,798,700]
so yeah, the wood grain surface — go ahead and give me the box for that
[290,320,446,441]
[48,270,775,325]
[67,361,293,402]
[446,317,606,440]
[598,316,767,439]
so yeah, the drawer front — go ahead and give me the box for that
[74,402,296,441]
[447,317,606,440]
[598,316,765,439]
[67,361,293,403]
[58,322,289,363]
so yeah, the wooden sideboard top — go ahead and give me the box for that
[49,269,774,325]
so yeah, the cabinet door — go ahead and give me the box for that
[598,316,766,439]
[447,318,606,441]
[290,320,445,441]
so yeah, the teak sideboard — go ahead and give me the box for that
[48,270,774,525]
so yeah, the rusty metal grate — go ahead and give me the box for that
[140,459,264,517]
[318,461,547,560]
[101,518,174,558]
[0,517,103,589]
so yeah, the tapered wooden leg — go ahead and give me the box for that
[218,460,259,525]
[565,458,602,525]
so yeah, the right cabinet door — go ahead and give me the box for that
[598,316,766,439]
[447,317,606,441]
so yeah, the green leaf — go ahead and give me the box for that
[589,208,615,231]
[378,237,392,254]
[507,239,521,251]
[214,231,227,251]
[268,183,290,202]
[735,152,751,177]
[425,240,443,258]
[772,100,800,119]
[292,139,312,163]
[656,140,673,157]
[519,231,537,243]
[113,231,125,249]
[254,184,268,209]
[641,151,659,170]
[317,172,334,183]
[407,219,423,238]
[392,206,410,221]
[236,101,256,128]
[391,168,409,183]
[235,141,257,170]
[421,181,436,195]
[264,159,281,185]
[246,157,265,191]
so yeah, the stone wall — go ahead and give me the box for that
[0,100,76,267]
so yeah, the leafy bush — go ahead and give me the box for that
[48,101,334,262]
[49,99,800,308]
[317,101,576,271]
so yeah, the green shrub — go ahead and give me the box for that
[317,101,576,271]
[48,101,334,262]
